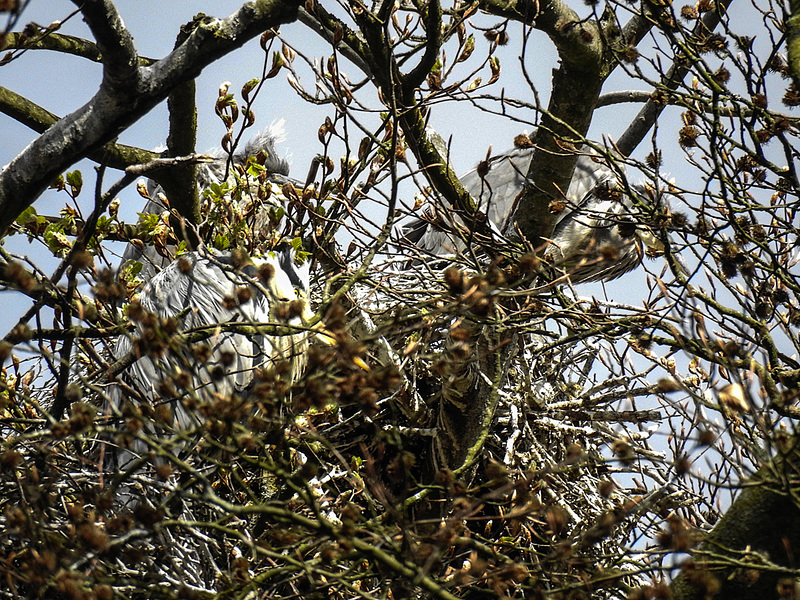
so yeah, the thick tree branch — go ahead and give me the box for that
[402,0,443,95]
[161,20,201,225]
[670,437,800,600]
[513,69,605,245]
[436,322,516,473]
[482,0,609,245]
[481,0,733,244]
[621,5,656,49]
[0,0,304,236]
[399,106,486,238]
[0,84,59,134]
[296,6,373,78]
[348,0,482,228]
[480,0,598,65]
[3,28,156,65]
[162,80,200,225]
[786,0,800,91]
[597,89,653,107]
[70,0,140,90]
[0,86,159,170]
[4,29,103,62]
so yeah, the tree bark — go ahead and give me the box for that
[671,438,800,599]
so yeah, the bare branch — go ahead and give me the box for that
[402,0,443,95]
[616,0,734,156]
[162,23,200,225]
[0,86,159,169]
[70,0,140,90]
[4,29,104,62]
[296,6,373,77]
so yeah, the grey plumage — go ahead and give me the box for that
[545,178,653,283]
[401,143,658,283]
[103,128,316,584]
[401,147,613,255]
[115,250,308,409]
[109,248,312,479]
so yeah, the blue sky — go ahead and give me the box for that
[0,0,766,381]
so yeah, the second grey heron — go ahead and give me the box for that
[120,122,294,284]
[108,125,322,480]
[401,143,662,283]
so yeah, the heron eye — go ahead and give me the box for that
[618,220,638,239]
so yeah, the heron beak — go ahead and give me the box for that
[637,228,688,274]
[312,322,337,346]
[302,306,370,371]
[638,228,665,254]
[301,302,337,346]
[312,323,370,371]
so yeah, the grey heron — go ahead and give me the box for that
[401,142,662,283]
[104,245,316,592]
[543,177,661,283]
[109,126,322,478]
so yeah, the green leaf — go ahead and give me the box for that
[43,224,72,256]
[214,233,230,250]
[269,207,285,226]
[15,206,37,226]
[241,78,260,102]
[291,237,311,263]
[95,216,111,231]
[456,35,475,63]
[66,170,83,196]
[136,213,161,233]
[488,56,501,84]
[247,162,266,178]
[49,174,65,191]
[119,260,143,280]
[266,52,284,79]
[59,207,77,226]
[205,182,231,200]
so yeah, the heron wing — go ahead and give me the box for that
[113,254,275,428]
[400,145,622,258]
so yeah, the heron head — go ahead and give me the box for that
[254,249,338,348]
[546,177,674,283]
